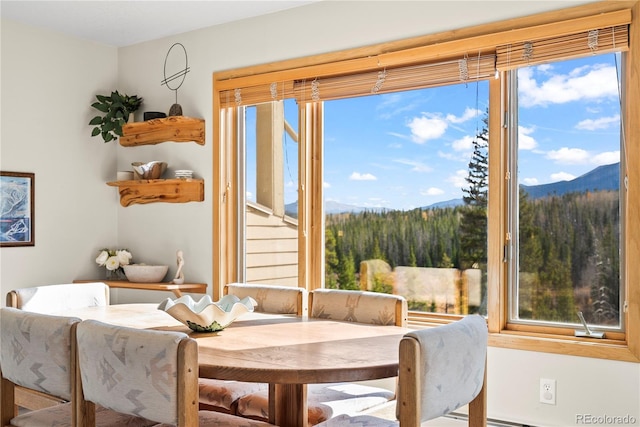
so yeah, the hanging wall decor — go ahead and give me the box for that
[162,42,189,116]
[0,171,35,247]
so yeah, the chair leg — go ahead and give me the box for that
[467,362,487,427]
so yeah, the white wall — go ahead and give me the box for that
[0,19,119,287]
[2,1,639,425]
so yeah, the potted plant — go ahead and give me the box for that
[89,91,143,143]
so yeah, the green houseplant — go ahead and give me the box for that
[89,91,143,143]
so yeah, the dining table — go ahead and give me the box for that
[59,303,412,427]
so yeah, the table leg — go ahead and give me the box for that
[273,383,307,427]
[171,290,183,298]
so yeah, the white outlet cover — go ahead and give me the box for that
[540,378,556,405]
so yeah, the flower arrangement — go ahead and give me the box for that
[95,248,132,279]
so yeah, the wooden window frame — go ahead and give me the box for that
[213,1,640,362]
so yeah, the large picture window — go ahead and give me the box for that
[213,3,638,362]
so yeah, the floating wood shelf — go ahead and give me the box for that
[107,179,204,207]
[74,279,207,298]
[120,116,205,147]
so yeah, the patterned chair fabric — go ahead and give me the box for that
[225,282,306,315]
[313,315,488,427]
[0,307,82,427]
[6,282,110,314]
[5,281,110,413]
[309,289,407,327]
[199,283,306,414]
[76,319,277,427]
[236,382,395,425]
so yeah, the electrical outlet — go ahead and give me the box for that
[540,378,556,405]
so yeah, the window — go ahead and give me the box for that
[213,2,639,362]
[508,54,623,333]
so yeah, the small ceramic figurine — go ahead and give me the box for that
[172,250,185,284]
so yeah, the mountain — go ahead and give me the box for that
[520,162,619,199]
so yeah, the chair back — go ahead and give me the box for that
[75,319,198,427]
[6,282,109,314]
[225,282,306,316]
[0,307,80,425]
[397,315,487,426]
[309,289,407,326]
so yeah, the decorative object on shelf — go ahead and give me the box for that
[116,171,134,181]
[144,111,167,121]
[172,250,185,284]
[174,169,193,179]
[158,294,257,332]
[162,42,189,116]
[95,248,132,279]
[89,91,143,143]
[0,171,35,247]
[123,264,169,283]
[131,161,167,180]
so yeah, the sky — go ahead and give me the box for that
[248,52,622,211]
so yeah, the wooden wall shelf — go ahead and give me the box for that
[74,279,207,298]
[120,116,205,147]
[107,179,204,207]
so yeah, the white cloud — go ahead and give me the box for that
[518,126,538,150]
[546,147,590,164]
[522,177,539,185]
[446,107,481,124]
[349,172,377,181]
[394,159,432,173]
[518,64,618,108]
[452,135,474,152]
[575,114,620,130]
[407,113,448,144]
[591,151,620,165]
[421,187,444,196]
[550,172,576,181]
[323,181,331,188]
[448,169,468,188]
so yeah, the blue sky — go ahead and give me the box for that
[249,53,621,211]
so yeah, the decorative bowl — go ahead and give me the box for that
[131,161,167,180]
[157,294,256,332]
[123,264,169,283]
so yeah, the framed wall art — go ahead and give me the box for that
[1,171,35,247]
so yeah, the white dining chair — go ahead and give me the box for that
[0,307,80,427]
[75,319,279,427]
[313,315,488,427]
[198,283,307,415]
[236,289,408,425]
[4,282,110,413]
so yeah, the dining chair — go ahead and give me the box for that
[313,315,488,427]
[4,282,110,413]
[198,283,307,415]
[235,289,407,425]
[0,307,80,427]
[74,319,279,427]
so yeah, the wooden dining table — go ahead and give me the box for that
[59,303,412,427]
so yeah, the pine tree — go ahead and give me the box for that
[459,111,488,271]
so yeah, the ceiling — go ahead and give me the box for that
[0,1,319,47]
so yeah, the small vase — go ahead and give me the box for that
[106,268,126,280]
[128,112,135,123]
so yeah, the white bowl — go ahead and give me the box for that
[158,294,256,332]
[123,264,168,283]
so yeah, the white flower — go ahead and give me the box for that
[95,250,109,266]
[105,256,120,271]
[116,250,132,266]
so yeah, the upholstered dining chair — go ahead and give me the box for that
[4,282,110,413]
[235,289,408,425]
[313,315,488,427]
[0,307,80,427]
[74,319,279,427]
[198,283,307,415]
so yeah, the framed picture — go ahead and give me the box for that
[1,171,35,247]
